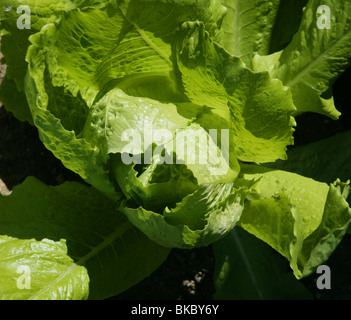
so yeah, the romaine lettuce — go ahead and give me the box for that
[0,0,351,300]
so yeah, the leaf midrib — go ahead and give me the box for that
[29,221,132,300]
[117,6,172,67]
[285,31,351,88]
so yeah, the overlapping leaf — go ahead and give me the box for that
[0,177,170,300]
[175,21,296,163]
[121,180,256,248]
[1,0,351,300]
[238,164,351,279]
[253,0,351,119]
[219,0,308,65]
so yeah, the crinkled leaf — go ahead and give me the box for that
[109,122,240,212]
[0,0,75,123]
[220,0,281,64]
[121,180,255,248]
[24,0,231,201]
[238,164,351,279]
[79,83,240,215]
[0,0,74,91]
[81,83,240,209]
[117,0,226,43]
[0,236,89,300]
[82,88,191,155]
[220,0,307,64]
[27,1,226,107]
[25,49,118,201]
[175,21,296,163]
[253,0,351,119]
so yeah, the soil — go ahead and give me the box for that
[0,51,351,299]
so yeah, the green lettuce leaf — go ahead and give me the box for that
[0,236,89,300]
[0,0,74,91]
[82,85,240,210]
[175,21,296,164]
[252,0,351,119]
[0,0,117,124]
[220,0,307,65]
[0,177,170,300]
[238,164,351,279]
[25,1,226,107]
[69,0,112,7]
[24,47,118,200]
[0,0,75,123]
[82,87,191,155]
[220,0,279,64]
[120,179,256,248]
[23,0,229,199]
